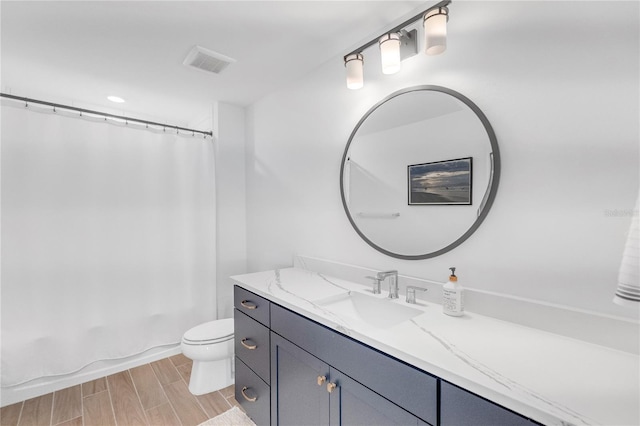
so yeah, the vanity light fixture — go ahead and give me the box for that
[379,33,402,74]
[343,0,451,89]
[424,6,449,55]
[345,53,364,89]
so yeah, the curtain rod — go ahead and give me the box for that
[0,93,214,138]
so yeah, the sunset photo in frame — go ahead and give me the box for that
[408,157,472,205]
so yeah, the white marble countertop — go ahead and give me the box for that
[231,267,640,426]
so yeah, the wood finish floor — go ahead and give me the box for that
[0,354,239,426]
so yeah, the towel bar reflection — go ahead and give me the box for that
[357,212,400,219]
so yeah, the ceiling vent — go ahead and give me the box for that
[183,45,236,75]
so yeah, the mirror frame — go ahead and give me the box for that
[339,85,501,260]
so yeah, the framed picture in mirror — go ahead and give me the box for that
[408,157,472,205]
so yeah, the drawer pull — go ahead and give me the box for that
[317,375,326,386]
[241,338,257,350]
[240,300,257,310]
[326,382,337,394]
[241,386,258,402]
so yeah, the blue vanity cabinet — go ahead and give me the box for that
[270,303,435,426]
[233,285,540,426]
[234,287,271,425]
[271,332,427,426]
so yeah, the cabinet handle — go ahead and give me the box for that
[317,375,326,386]
[241,386,257,402]
[326,382,337,393]
[240,300,257,310]
[241,338,257,350]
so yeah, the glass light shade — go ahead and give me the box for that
[379,33,401,75]
[424,7,448,55]
[345,53,364,90]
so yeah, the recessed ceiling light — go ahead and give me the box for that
[107,95,125,103]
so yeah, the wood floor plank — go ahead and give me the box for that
[107,371,147,426]
[18,393,52,426]
[196,391,232,418]
[169,353,191,367]
[163,380,208,426]
[82,377,107,397]
[150,358,182,386]
[145,402,181,426]
[51,385,81,425]
[0,402,23,426]
[219,384,235,399]
[176,363,192,385]
[83,391,116,426]
[130,364,167,410]
[54,416,83,426]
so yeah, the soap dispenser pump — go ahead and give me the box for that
[443,267,464,317]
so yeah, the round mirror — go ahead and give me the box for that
[340,85,500,259]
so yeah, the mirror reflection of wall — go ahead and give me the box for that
[341,86,499,259]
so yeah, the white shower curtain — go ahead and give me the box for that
[1,103,216,387]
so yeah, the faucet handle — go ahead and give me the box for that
[376,270,398,279]
[406,285,428,304]
[365,276,382,294]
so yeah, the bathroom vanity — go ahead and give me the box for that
[232,268,639,426]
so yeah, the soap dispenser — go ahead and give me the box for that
[443,267,464,317]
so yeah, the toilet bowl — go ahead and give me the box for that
[181,318,234,395]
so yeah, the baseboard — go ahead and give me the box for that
[0,344,182,407]
[293,255,640,355]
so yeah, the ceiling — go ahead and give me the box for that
[1,1,426,127]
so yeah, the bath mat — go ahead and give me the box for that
[197,406,256,426]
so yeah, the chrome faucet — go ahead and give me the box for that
[365,275,382,294]
[377,270,398,299]
[406,285,428,304]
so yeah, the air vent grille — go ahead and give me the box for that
[183,45,236,74]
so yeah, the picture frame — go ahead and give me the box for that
[408,157,472,205]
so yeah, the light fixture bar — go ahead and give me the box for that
[343,0,452,60]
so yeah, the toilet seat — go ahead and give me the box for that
[182,318,234,346]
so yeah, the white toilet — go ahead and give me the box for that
[181,318,234,395]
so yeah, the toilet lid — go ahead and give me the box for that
[183,318,234,343]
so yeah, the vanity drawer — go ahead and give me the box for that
[234,285,270,327]
[235,357,270,426]
[271,303,438,425]
[234,309,270,384]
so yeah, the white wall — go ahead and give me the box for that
[214,102,248,319]
[243,1,639,319]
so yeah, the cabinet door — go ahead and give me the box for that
[441,381,536,426]
[328,368,423,426]
[271,333,330,426]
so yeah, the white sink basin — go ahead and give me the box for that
[316,291,422,328]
